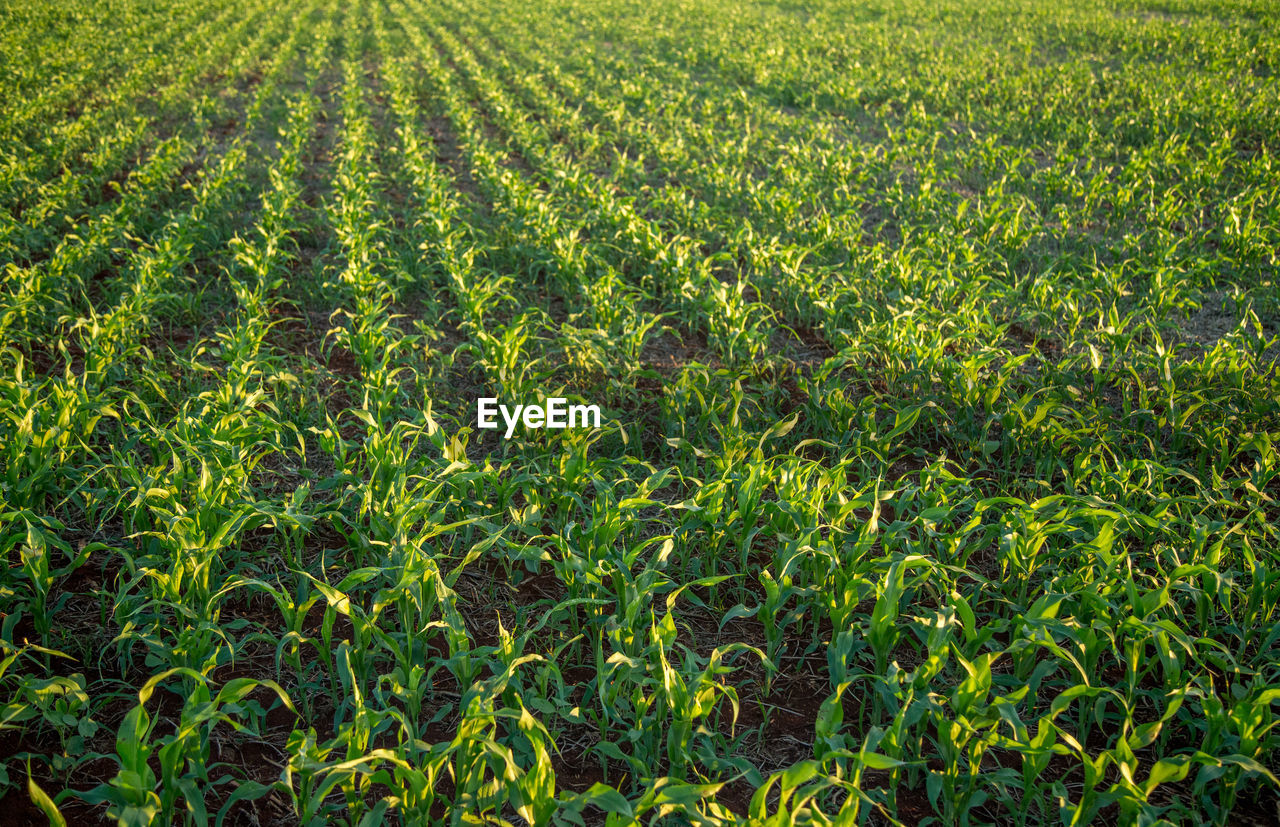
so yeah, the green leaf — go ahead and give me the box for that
[27,765,66,827]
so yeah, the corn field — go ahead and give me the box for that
[2,0,1279,823]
